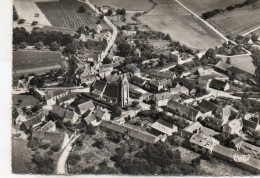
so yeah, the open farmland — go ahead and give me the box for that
[89,0,153,12]
[12,138,36,174]
[179,0,245,15]
[36,0,108,29]
[13,50,65,76]
[138,0,225,51]
[209,0,260,37]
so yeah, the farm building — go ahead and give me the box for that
[209,79,230,91]
[64,110,79,124]
[181,122,202,139]
[75,100,95,115]
[150,119,178,136]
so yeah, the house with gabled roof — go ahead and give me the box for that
[154,92,172,107]
[242,117,260,132]
[44,89,69,105]
[181,122,202,139]
[190,131,219,154]
[41,120,56,132]
[20,112,45,131]
[223,119,243,135]
[131,76,147,87]
[166,100,204,121]
[64,110,79,124]
[125,64,140,76]
[57,93,77,107]
[31,130,69,150]
[229,136,243,151]
[75,100,95,115]
[149,70,176,80]
[151,119,178,136]
[91,80,107,98]
[198,99,220,117]
[203,116,226,132]
[215,61,231,73]
[170,84,189,95]
[209,79,230,91]
[50,105,66,119]
[227,66,255,81]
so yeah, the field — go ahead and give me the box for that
[222,55,256,75]
[180,0,260,37]
[138,0,225,51]
[13,50,65,76]
[89,0,153,12]
[12,138,36,174]
[179,0,245,15]
[36,0,108,29]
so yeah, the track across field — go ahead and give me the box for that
[36,0,108,29]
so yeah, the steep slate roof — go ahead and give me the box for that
[209,79,228,90]
[132,76,146,84]
[151,119,177,135]
[103,83,118,99]
[23,115,42,129]
[167,100,201,118]
[198,99,220,113]
[77,101,95,113]
[41,121,55,132]
[204,116,225,127]
[93,80,107,91]
[242,119,259,129]
[64,110,75,120]
[50,105,66,118]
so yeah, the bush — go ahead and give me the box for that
[51,145,60,152]
[19,42,27,49]
[31,21,38,26]
[35,41,44,50]
[78,6,86,13]
[47,150,54,156]
[18,19,26,24]
[92,139,104,149]
[40,143,50,150]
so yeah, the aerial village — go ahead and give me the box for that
[12,0,260,175]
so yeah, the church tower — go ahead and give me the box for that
[118,74,129,107]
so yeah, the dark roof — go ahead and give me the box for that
[204,116,225,126]
[167,100,201,119]
[235,35,244,41]
[149,70,176,79]
[52,89,67,97]
[23,114,42,128]
[51,105,66,118]
[228,66,255,76]
[243,119,259,129]
[209,79,228,90]
[198,99,220,113]
[103,83,118,99]
[132,76,146,84]
[93,80,107,91]
[57,93,77,103]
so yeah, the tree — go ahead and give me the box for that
[35,41,44,50]
[226,57,231,64]
[112,105,122,117]
[50,41,60,51]
[205,48,216,58]
[19,42,27,49]
[102,57,112,64]
[31,21,38,26]
[132,101,139,107]
[62,42,77,55]
[51,145,60,152]
[18,19,26,24]
[251,33,259,42]
[106,9,113,16]
[78,6,86,13]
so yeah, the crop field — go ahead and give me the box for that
[209,0,260,37]
[138,0,225,51]
[223,55,256,75]
[13,50,64,76]
[12,138,36,174]
[89,0,153,12]
[36,0,108,29]
[179,0,245,15]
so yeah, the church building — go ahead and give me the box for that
[91,74,129,107]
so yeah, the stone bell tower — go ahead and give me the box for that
[118,74,129,107]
